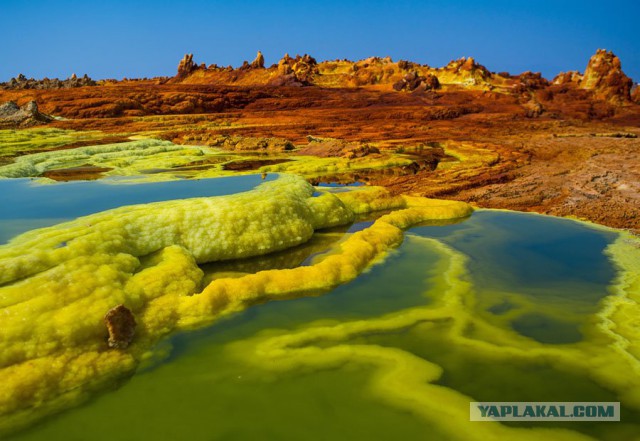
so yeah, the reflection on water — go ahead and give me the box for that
[412,210,618,344]
[510,313,583,344]
[412,210,616,299]
[0,174,276,243]
[8,207,635,441]
[315,181,365,188]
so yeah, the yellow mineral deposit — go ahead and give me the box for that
[0,174,472,433]
[0,138,211,179]
[258,155,415,178]
[0,128,105,160]
[0,134,419,183]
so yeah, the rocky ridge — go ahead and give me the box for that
[170,49,635,106]
[1,73,96,90]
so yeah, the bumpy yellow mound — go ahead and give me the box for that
[0,139,211,179]
[0,128,105,161]
[0,135,424,183]
[0,174,472,434]
[258,155,415,178]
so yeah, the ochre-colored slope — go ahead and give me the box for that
[1,50,639,231]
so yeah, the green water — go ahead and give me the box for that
[7,205,636,441]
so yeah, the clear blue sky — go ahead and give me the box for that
[1,0,638,82]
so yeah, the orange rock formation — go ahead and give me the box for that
[1,49,638,232]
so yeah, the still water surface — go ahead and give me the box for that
[2,177,633,441]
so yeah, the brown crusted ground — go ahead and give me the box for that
[456,135,639,230]
[41,165,113,181]
[222,158,291,171]
[1,61,639,233]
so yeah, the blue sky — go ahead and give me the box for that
[1,0,638,82]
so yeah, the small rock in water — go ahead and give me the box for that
[104,304,136,349]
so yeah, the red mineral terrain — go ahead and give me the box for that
[1,49,639,232]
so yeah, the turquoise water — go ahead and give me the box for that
[0,174,276,242]
[412,211,616,302]
[411,210,618,344]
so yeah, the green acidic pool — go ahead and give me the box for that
[6,200,637,441]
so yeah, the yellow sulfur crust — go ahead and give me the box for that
[0,174,472,434]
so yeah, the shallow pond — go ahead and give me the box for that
[2,177,637,441]
[0,174,276,243]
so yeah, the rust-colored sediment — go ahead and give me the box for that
[41,165,113,181]
[104,304,136,349]
[1,49,638,232]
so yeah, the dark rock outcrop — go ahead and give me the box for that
[0,100,53,128]
[397,60,419,71]
[104,304,136,349]
[177,53,198,78]
[209,135,295,152]
[445,57,491,81]
[269,54,318,86]
[515,72,549,90]
[297,136,380,158]
[251,50,265,69]
[393,72,440,92]
[552,70,582,85]
[239,51,266,71]
[1,73,95,90]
